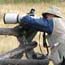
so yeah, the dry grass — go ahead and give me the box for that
[0,2,65,65]
[0,2,65,51]
[0,3,50,53]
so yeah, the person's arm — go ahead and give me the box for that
[20,15,53,34]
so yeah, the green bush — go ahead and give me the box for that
[0,0,61,4]
[13,0,43,3]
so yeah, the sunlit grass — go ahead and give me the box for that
[0,3,51,53]
[0,3,65,65]
[0,1,65,54]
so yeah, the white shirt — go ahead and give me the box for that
[47,18,65,47]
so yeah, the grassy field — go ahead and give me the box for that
[0,2,65,65]
[0,1,65,54]
[0,3,50,53]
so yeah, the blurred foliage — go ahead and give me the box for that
[0,0,63,4]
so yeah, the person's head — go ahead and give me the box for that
[42,6,62,20]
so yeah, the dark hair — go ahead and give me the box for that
[42,13,61,18]
[42,13,48,18]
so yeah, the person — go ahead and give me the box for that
[42,6,64,65]
[20,6,65,65]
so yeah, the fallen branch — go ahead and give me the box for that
[0,43,37,59]
[0,28,17,36]
[0,59,49,65]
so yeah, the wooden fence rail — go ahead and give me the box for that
[0,42,36,59]
[0,59,49,65]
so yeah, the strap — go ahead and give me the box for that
[43,32,49,56]
[39,32,43,54]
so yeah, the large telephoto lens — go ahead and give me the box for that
[3,13,18,24]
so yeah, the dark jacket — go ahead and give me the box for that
[20,15,53,34]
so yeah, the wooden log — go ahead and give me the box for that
[0,28,17,36]
[0,59,49,65]
[0,25,25,36]
[0,43,37,59]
